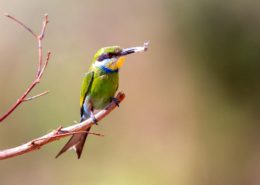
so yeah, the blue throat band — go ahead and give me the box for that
[99,65,119,73]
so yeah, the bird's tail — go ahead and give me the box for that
[55,116,91,159]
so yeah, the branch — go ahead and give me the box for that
[0,14,51,123]
[0,92,125,160]
[0,51,51,122]
[23,90,50,102]
[37,14,49,76]
[4,13,38,38]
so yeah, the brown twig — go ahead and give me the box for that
[24,90,50,102]
[0,14,51,123]
[37,14,49,76]
[31,130,104,143]
[0,92,125,160]
[4,13,38,38]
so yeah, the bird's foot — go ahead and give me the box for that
[91,116,98,125]
[112,97,120,107]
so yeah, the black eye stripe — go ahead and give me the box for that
[97,52,119,61]
[108,53,113,58]
[97,54,107,61]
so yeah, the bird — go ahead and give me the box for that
[55,42,148,159]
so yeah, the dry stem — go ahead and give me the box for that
[0,92,125,160]
[0,14,51,123]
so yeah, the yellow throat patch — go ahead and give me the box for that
[116,57,125,69]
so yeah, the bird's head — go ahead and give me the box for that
[90,42,149,73]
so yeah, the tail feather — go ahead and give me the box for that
[55,117,91,159]
[75,128,90,159]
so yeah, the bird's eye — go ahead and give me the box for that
[107,53,113,58]
[97,53,114,61]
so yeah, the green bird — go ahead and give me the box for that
[56,42,148,158]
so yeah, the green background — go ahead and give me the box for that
[0,0,259,185]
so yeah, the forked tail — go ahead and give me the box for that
[55,116,91,159]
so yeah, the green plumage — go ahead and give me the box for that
[84,69,118,109]
[56,46,121,159]
[56,43,148,159]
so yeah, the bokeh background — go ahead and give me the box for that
[0,0,260,185]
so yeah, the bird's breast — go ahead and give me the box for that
[88,73,119,109]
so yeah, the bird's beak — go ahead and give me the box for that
[120,41,149,56]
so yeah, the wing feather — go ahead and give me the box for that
[80,71,94,115]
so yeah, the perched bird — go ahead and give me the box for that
[56,42,148,159]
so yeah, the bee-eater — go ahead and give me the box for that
[56,42,148,158]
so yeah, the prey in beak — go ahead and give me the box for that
[120,41,149,56]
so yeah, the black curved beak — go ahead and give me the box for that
[120,41,149,56]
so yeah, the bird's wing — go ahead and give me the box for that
[80,71,94,115]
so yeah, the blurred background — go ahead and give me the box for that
[0,0,259,185]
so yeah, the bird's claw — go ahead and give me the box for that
[92,116,98,125]
[112,97,120,107]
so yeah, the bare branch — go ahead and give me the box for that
[24,90,50,102]
[0,92,125,160]
[0,52,51,122]
[38,51,51,79]
[31,130,104,143]
[37,14,49,76]
[39,14,49,40]
[4,13,37,38]
[0,14,51,123]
